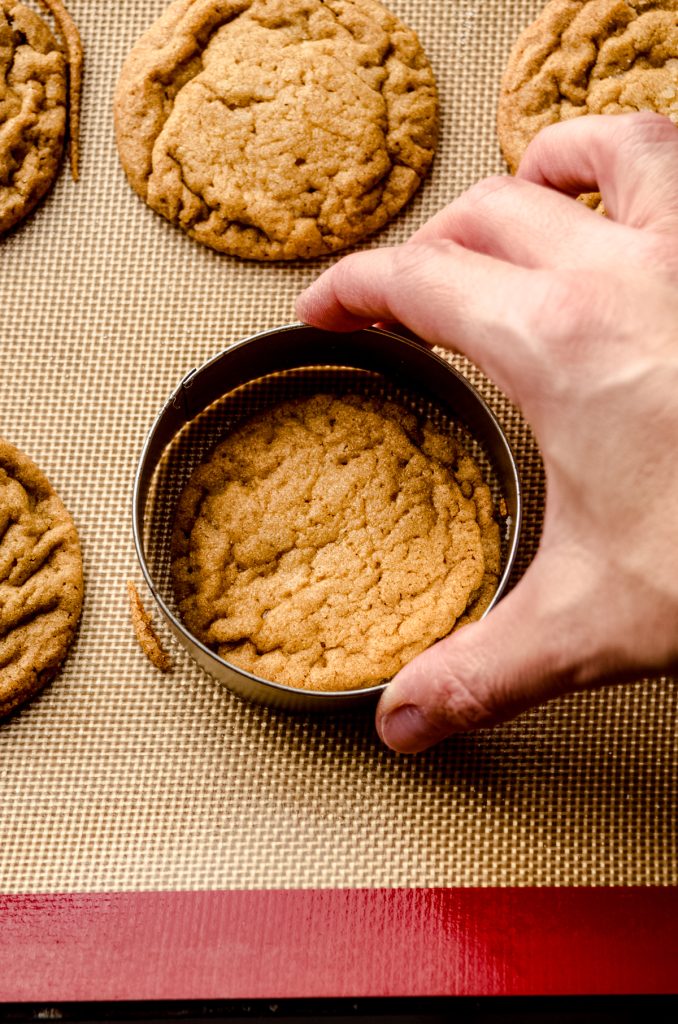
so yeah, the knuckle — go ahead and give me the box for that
[457,174,515,213]
[436,673,498,732]
[328,251,360,293]
[609,111,678,170]
[373,241,451,321]
[617,109,678,142]
[329,249,382,307]
[332,249,370,285]
[389,239,447,290]
[390,240,432,275]
[438,176,519,248]
[425,642,499,731]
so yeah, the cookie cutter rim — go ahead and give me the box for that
[132,323,523,712]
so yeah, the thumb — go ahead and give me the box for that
[376,552,593,753]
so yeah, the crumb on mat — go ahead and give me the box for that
[127,580,172,673]
[39,0,83,180]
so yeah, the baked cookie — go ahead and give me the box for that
[171,395,500,693]
[498,0,678,175]
[0,439,83,717]
[0,1,82,235]
[115,0,438,260]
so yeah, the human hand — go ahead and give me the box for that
[296,112,678,753]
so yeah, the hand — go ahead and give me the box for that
[296,112,678,753]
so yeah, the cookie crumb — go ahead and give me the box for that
[127,580,172,673]
[39,1,83,180]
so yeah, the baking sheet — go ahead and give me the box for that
[0,0,676,892]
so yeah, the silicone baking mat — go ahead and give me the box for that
[0,0,676,897]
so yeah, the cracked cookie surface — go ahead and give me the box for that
[0,439,83,717]
[498,0,678,174]
[114,0,438,260]
[171,395,500,693]
[0,0,67,234]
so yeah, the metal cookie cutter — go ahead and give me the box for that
[132,323,522,712]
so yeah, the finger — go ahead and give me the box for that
[517,112,678,232]
[375,548,598,753]
[296,241,541,404]
[408,174,631,270]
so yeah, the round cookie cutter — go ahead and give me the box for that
[132,323,522,712]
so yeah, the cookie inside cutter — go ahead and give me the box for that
[133,324,522,711]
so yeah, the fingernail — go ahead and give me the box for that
[379,704,432,753]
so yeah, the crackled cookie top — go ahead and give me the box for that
[171,395,500,693]
[0,439,83,717]
[0,0,67,234]
[115,0,438,260]
[499,0,678,174]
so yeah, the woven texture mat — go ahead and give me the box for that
[1,0,676,892]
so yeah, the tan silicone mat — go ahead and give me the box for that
[0,0,676,892]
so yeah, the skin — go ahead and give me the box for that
[296,112,678,753]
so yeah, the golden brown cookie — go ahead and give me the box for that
[0,2,82,234]
[171,395,500,692]
[498,0,678,174]
[0,1,66,233]
[114,0,438,260]
[0,438,83,717]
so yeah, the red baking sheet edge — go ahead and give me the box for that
[1,888,676,1001]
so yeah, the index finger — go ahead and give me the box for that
[295,240,544,405]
